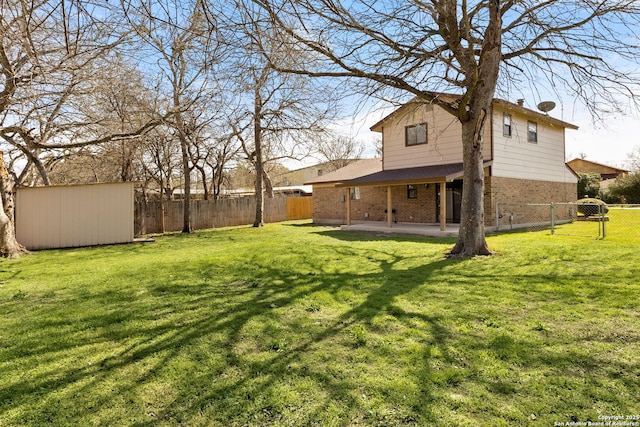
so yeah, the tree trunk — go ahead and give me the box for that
[180,140,192,233]
[253,86,265,228]
[0,154,27,258]
[264,170,274,198]
[449,116,492,257]
[448,1,501,257]
[198,166,209,200]
[175,108,192,233]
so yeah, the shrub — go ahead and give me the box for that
[576,198,608,216]
[577,172,601,199]
[608,173,640,204]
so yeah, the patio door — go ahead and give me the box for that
[436,181,462,223]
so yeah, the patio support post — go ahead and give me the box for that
[346,187,351,226]
[386,186,393,228]
[440,181,447,231]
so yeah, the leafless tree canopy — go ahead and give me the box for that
[315,135,365,171]
[246,0,640,116]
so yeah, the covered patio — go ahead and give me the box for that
[338,161,492,232]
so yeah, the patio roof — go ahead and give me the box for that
[337,161,492,187]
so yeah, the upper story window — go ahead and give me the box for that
[527,121,538,143]
[405,123,427,146]
[503,114,512,137]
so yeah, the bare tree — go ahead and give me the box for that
[122,0,226,233]
[190,127,241,200]
[218,4,344,227]
[0,0,165,257]
[0,152,26,258]
[628,146,640,173]
[0,1,154,180]
[231,62,339,226]
[43,58,163,185]
[139,130,182,201]
[244,0,640,256]
[315,134,365,171]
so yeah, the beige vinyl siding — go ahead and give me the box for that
[382,104,491,170]
[491,107,577,183]
[16,182,134,250]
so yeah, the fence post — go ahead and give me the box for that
[550,203,555,235]
[600,203,606,238]
[495,202,500,231]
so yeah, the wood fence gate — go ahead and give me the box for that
[286,197,313,220]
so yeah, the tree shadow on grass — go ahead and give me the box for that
[130,245,456,425]
[1,231,637,425]
[0,240,456,425]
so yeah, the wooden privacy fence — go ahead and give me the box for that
[286,196,313,220]
[135,196,313,235]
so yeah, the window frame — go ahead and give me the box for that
[527,121,538,143]
[405,123,428,146]
[503,113,512,137]
[349,187,360,200]
[407,184,418,199]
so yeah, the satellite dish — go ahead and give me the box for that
[537,101,556,114]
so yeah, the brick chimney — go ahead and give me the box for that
[517,99,524,107]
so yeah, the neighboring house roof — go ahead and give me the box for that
[278,159,361,186]
[566,158,629,175]
[369,96,579,132]
[304,158,383,185]
[336,161,493,187]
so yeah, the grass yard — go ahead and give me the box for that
[1,210,639,426]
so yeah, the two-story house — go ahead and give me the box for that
[306,97,579,231]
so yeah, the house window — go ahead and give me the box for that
[406,123,427,146]
[317,169,323,176]
[527,121,538,143]
[503,114,512,137]
[350,187,360,200]
[407,184,418,199]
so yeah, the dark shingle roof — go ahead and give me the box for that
[337,161,492,187]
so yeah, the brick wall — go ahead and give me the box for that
[312,186,347,224]
[312,184,439,224]
[313,177,577,227]
[347,186,387,222]
[389,184,438,223]
[487,176,577,225]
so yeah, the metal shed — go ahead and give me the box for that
[15,182,134,250]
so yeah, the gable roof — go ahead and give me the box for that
[369,96,579,132]
[304,158,383,185]
[566,158,629,175]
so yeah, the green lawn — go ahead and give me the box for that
[1,210,639,426]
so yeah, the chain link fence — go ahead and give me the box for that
[494,202,640,239]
